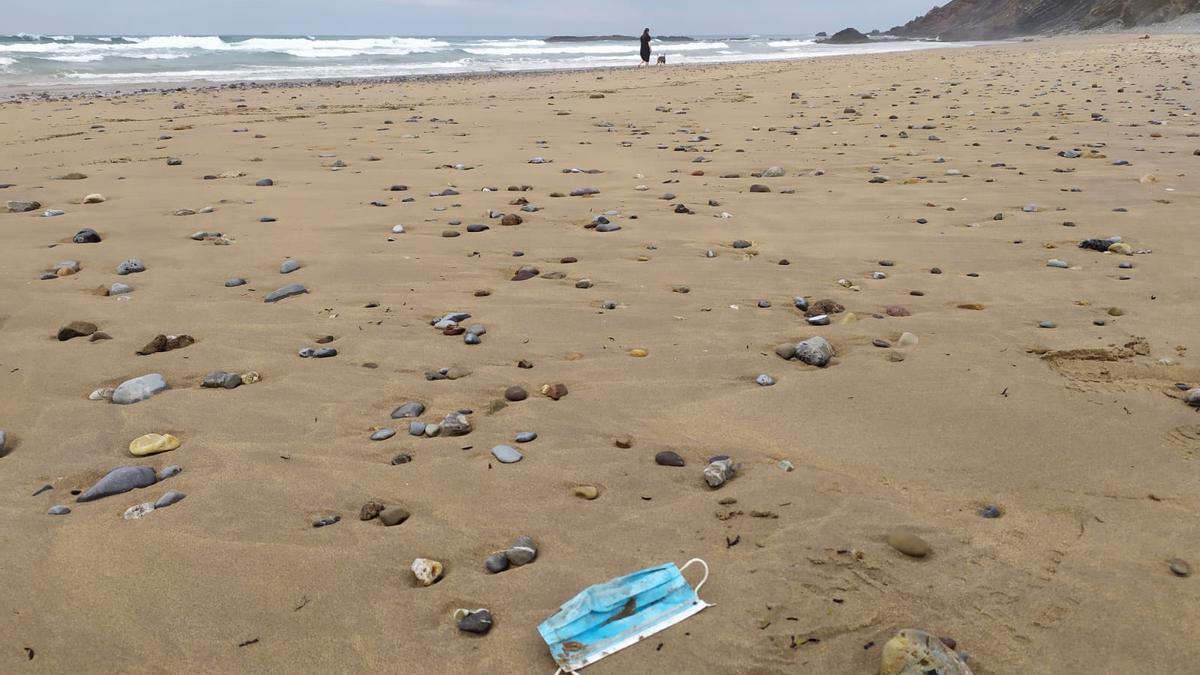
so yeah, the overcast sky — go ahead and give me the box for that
[9,0,940,36]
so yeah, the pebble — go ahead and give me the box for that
[203,371,242,389]
[572,485,600,500]
[979,504,1003,518]
[880,629,971,675]
[411,558,444,586]
[360,501,384,520]
[1046,259,1069,268]
[225,278,247,287]
[112,373,169,405]
[0,430,6,454]
[655,450,685,467]
[1039,321,1057,329]
[514,431,538,443]
[505,535,538,566]
[379,506,410,526]
[794,336,834,367]
[887,529,931,558]
[441,412,472,436]
[82,193,106,204]
[370,428,396,441]
[116,259,145,275]
[73,228,102,243]
[391,452,413,465]
[264,283,308,303]
[391,401,426,419]
[124,502,156,520]
[109,283,133,296]
[898,332,919,347]
[312,515,340,528]
[457,609,493,635]
[279,259,301,274]
[755,374,776,386]
[255,178,274,186]
[485,553,510,573]
[47,505,70,516]
[77,465,157,502]
[154,491,186,509]
[57,321,98,341]
[1169,559,1192,578]
[704,458,736,488]
[615,436,633,449]
[409,421,427,436]
[491,445,523,463]
[541,383,568,400]
[774,343,797,360]
[158,465,182,480]
[128,433,180,457]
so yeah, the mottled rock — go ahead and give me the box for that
[360,501,384,520]
[411,558,443,586]
[795,336,834,367]
[116,259,145,275]
[203,371,242,389]
[880,629,972,675]
[112,373,169,405]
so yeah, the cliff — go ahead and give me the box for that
[890,0,1200,40]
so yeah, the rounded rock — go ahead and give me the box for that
[887,529,931,558]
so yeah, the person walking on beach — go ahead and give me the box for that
[640,28,652,66]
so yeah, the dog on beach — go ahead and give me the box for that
[657,54,667,65]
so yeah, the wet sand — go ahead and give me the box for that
[1,33,1198,673]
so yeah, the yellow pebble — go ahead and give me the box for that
[628,348,648,357]
[129,433,180,457]
[637,256,650,262]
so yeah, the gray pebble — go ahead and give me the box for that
[514,431,538,443]
[409,421,427,436]
[116,259,146,275]
[491,445,523,463]
[279,259,301,274]
[202,371,242,389]
[112,373,169,405]
[77,465,157,502]
[505,536,538,565]
[1039,321,1057,329]
[755,374,776,386]
[158,465,182,480]
[795,336,834,367]
[264,283,308,303]
[392,401,426,419]
[225,278,247,287]
[109,282,133,296]
[774,343,797,360]
[154,491,187,509]
[47,505,71,516]
[457,609,493,635]
[371,428,397,441]
[485,553,510,573]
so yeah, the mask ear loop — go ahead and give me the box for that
[680,558,710,594]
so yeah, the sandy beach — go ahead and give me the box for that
[1,33,1198,673]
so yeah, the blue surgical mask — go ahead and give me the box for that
[538,558,711,673]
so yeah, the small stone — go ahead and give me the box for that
[572,485,600,500]
[872,339,891,348]
[240,371,261,385]
[112,374,169,405]
[505,386,528,402]
[755,374,775,386]
[887,529,931,558]
[775,343,797,360]
[1107,307,1124,317]
[411,558,443,586]
[886,305,911,317]
[628,348,649,358]
[391,452,413,465]
[1039,321,1057,329]
[379,506,411,526]
[1046,259,1069,269]
[158,465,182,480]
[225,278,247,287]
[898,332,919,347]
[505,536,537,566]
[979,504,1003,519]
[77,466,157,502]
[360,501,384,520]
[391,401,425,419]
[82,193,106,204]
[880,629,971,675]
[485,553,510,573]
[491,445,523,463]
[655,450,685,467]
[57,321,98,341]
[109,283,133,296]
[441,412,472,436]
[1169,559,1192,578]
[47,505,70,516]
[203,371,242,389]
[541,383,568,400]
[279,259,301,274]
[124,502,156,520]
[154,491,186,509]
[515,431,538,443]
[255,178,274,186]
[704,458,736,488]
[371,428,396,441]
[5,200,41,212]
[264,283,307,303]
[116,259,145,275]
[73,228,102,243]
[795,336,834,367]
[457,609,493,635]
[749,184,770,193]
[136,334,195,356]
[615,436,633,449]
[128,433,180,457]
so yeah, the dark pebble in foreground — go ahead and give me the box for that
[655,451,685,467]
[979,504,1003,519]
[457,609,493,635]
[504,386,528,402]
[391,453,413,465]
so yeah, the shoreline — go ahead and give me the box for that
[0,37,990,103]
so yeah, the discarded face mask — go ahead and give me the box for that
[538,558,711,673]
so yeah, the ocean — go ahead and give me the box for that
[0,33,977,90]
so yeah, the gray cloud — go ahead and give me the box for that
[10,0,938,35]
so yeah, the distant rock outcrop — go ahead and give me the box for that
[819,28,872,44]
[891,0,1200,40]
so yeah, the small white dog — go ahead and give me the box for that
[656,54,667,65]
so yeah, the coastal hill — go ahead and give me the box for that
[890,0,1200,39]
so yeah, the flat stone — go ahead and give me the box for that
[112,373,169,405]
[5,200,41,212]
[279,259,301,274]
[264,283,307,303]
[77,465,157,502]
[128,433,180,457]
[371,428,396,441]
[202,371,242,389]
[391,401,425,419]
[47,505,70,516]
[225,278,247,287]
[109,283,133,296]
[514,431,538,443]
[491,445,523,463]
[379,506,411,526]
[615,436,633,449]
[887,529,931,558]
[154,491,186,509]
[655,450,685,467]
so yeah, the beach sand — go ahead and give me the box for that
[1,33,1198,673]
